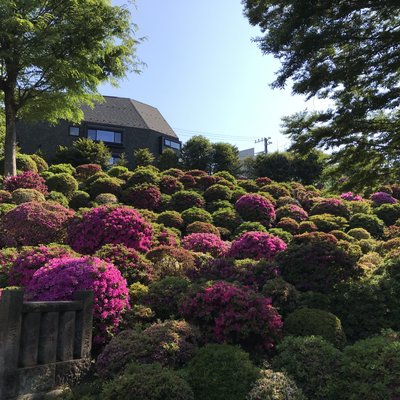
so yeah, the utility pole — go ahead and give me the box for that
[255,137,272,154]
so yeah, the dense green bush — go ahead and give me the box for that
[260,183,291,198]
[212,207,243,231]
[181,207,212,226]
[30,154,48,172]
[11,188,45,204]
[309,214,348,232]
[186,221,221,236]
[127,166,160,186]
[347,227,372,240]
[89,177,123,198]
[183,344,259,400]
[48,163,76,175]
[46,191,69,207]
[170,191,205,211]
[204,184,232,202]
[107,165,129,178]
[46,173,79,198]
[373,202,400,226]
[348,213,385,238]
[262,278,299,317]
[157,211,184,229]
[234,221,267,237]
[69,191,91,210]
[94,193,118,205]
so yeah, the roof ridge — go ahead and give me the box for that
[128,99,149,129]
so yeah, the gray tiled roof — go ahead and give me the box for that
[81,96,178,139]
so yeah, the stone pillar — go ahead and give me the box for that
[73,291,93,359]
[0,289,24,400]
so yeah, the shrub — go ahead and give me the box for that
[235,194,276,227]
[157,211,184,229]
[8,245,76,287]
[204,184,232,202]
[0,190,12,203]
[212,207,243,231]
[276,217,299,234]
[182,233,230,257]
[75,164,102,181]
[196,175,218,190]
[94,193,118,205]
[144,276,191,319]
[3,171,48,194]
[206,199,233,213]
[370,191,397,206]
[95,243,154,285]
[284,308,346,348]
[69,190,91,209]
[268,228,293,243]
[181,207,212,226]
[108,165,128,178]
[15,153,38,172]
[231,188,247,203]
[30,154,48,172]
[0,248,19,288]
[123,184,161,210]
[298,220,317,233]
[262,278,299,316]
[309,213,348,232]
[26,256,129,344]
[238,179,259,192]
[101,362,194,400]
[179,174,197,189]
[170,190,205,211]
[127,166,160,186]
[310,198,350,219]
[228,231,287,260]
[67,205,153,254]
[162,168,185,178]
[181,282,282,350]
[347,227,372,240]
[256,177,272,187]
[152,224,180,247]
[246,369,306,400]
[186,221,220,237]
[11,188,45,204]
[234,221,267,237]
[348,213,385,237]
[3,201,74,246]
[159,175,184,194]
[214,171,237,183]
[46,173,78,198]
[186,169,208,177]
[48,163,75,175]
[89,177,123,198]
[47,191,69,207]
[273,336,342,400]
[340,192,363,201]
[260,183,291,198]
[275,204,308,222]
[373,203,400,226]
[277,232,360,292]
[183,344,259,400]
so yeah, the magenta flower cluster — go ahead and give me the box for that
[180,281,283,349]
[228,231,287,260]
[182,233,230,257]
[235,194,276,227]
[26,256,130,344]
[370,192,397,206]
[340,192,363,201]
[67,205,153,254]
[310,198,350,218]
[3,171,48,194]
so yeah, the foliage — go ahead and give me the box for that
[89,177,123,198]
[47,191,69,207]
[182,233,229,257]
[275,204,308,222]
[159,175,184,194]
[157,148,181,171]
[212,142,241,175]
[370,191,397,206]
[204,184,232,202]
[133,148,155,167]
[11,188,45,204]
[235,193,276,227]
[309,214,348,233]
[212,207,243,232]
[75,164,102,181]
[310,198,350,219]
[69,190,91,210]
[123,184,161,210]
[170,190,205,211]
[181,135,214,172]
[46,173,78,199]
[348,213,385,238]
[3,171,48,194]
[262,278,299,317]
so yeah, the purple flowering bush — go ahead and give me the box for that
[310,198,350,219]
[370,191,397,206]
[182,233,230,257]
[180,281,283,350]
[340,192,363,202]
[67,205,153,254]
[26,256,130,344]
[3,171,48,195]
[228,231,287,260]
[235,194,276,227]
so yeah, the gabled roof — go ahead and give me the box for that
[81,96,178,139]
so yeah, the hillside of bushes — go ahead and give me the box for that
[1,152,400,400]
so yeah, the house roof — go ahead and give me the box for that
[81,96,178,139]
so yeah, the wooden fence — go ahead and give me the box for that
[0,289,93,400]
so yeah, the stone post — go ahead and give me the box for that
[73,291,93,359]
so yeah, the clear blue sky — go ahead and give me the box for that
[101,0,322,153]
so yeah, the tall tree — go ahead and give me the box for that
[0,0,141,175]
[212,142,241,176]
[243,0,400,189]
[181,135,214,172]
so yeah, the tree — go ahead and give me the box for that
[133,148,155,167]
[243,1,400,189]
[157,148,181,170]
[212,142,241,176]
[0,108,4,159]
[181,135,214,172]
[0,1,141,176]
[253,152,293,182]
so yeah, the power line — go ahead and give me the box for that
[173,127,259,142]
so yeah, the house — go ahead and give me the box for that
[16,96,181,166]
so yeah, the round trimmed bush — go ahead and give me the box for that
[256,177,272,187]
[260,183,291,198]
[48,163,76,175]
[94,193,118,205]
[206,199,233,213]
[298,220,317,233]
[276,217,300,234]
[268,228,293,243]
[370,191,397,206]
[162,168,185,178]
[231,188,247,203]
[181,281,283,350]
[3,201,74,246]
[11,188,45,204]
[183,344,259,400]
[75,164,102,181]
[196,175,218,190]
[157,211,184,229]
[276,196,301,208]
[181,207,212,226]
[107,165,128,178]
[171,190,205,211]
[204,184,232,202]
[89,177,123,198]
[26,256,129,344]
[0,190,12,203]
[67,205,153,254]
[123,184,161,210]
[235,194,276,227]
[46,191,69,207]
[348,213,385,237]
[180,174,197,189]
[152,223,180,247]
[228,231,287,260]
[128,166,160,186]
[373,203,400,226]
[46,173,78,198]
[347,227,372,240]
[159,175,184,194]
[309,213,348,232]
[234,221,267,237]
[212,207,243,231]
[101,362,194,400]
[275,204,308,222]
[310,198,350,219]
[69,190,91,209]
[340,191,363,201]
[238,179,259,192]
[213,171,237,183]
[3,171,48,194]
[284,308,346,348]
[186,221,221,237]
[182,233,230,257]
[30,154,48,172]
[15,153,38,172]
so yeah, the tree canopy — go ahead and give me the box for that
[0,0,141,175]
[243,0,400,190]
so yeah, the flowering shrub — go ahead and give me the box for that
[0,248,18,288]
[9,245,77,287]
[235,194,276,227]
[275,204,308,222]
[159,175,184,194]
[170,190,205,211]
[370,191,397,206]
[152,224,180,247]
[3,171,48,194]
[67,205,153,254]
[182,233,230,257]
[123,184,161,210]
[340,192,363,201]
[95,243,154,285]
[310,198,350,219]
[26,256,129,344]
[180,281,283,350]
[228,231,287,260]
[3,201,74,246]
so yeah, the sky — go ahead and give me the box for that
[101,0,324,153]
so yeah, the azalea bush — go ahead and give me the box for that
[235,194,276,227]
[3,171,48,194]
[182,233,229,257]
[123,184,161,210]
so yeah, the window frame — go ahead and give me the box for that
[69,126,80,137]
[87,126,123,145]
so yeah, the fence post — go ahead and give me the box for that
[0,289,24,400]
[73,291,93,359]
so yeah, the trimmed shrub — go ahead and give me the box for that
[46,191,69,207]
[268,228,293,244]
[157,211,184,229]
[310,198,350,219]
[75,164,102,181]
[159,175,184,194]
[67,205,153,254]
[212,207,243,231]
[171,190,205,211]
[30,154,48,172]
[340,192,363,201]
[260,183,291,198]
[94,193,118,205]
[206,199,233,213]
[181,207,212,226]
[309,213,348,232]
[213,171,237,183]
[89,177,123,198]
[231,188,247,203]
[48,163,76,175]
[183,344,259,400]
[11,188,45,204]
[276,196,301,208]
[373,203,400,226]
[101,362,194,400]
[26,256,129,344]
[298,220,318,233]
[234,221,267,237]
[284,308,346,348]
[162,168,185,178]
[348,213,385,238]
[3,201,74,246]
[204,184,232,202]
[69,190,91,210]
[256,177,272,187]
[46,173,78,198]
[235,194,276,227]
[151,223,180,247]
[0,248,18,288]
[123,184,161,210]
[181,281,282,350]
[345,199,372,215]
[127,166,160,186]
[276,217,300,234]
[107,165,128,178]
[180,174,197,189]
[275,204,308,222]
[347,227,372,240]
[182,233,230,257]
[15,153,38,172]
[0,190,12,203]
[228,231,287,260]
[196,175,218,190]
[3,171,48,194]
[238,179,259,193]
[370,191,397,206]
[186,221,221,237]
[262,278,299,316]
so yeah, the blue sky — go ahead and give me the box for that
[101,0,322,153]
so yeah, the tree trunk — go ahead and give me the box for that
[4,89,17,176]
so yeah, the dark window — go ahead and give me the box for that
[69,126,80,136]
[164,138,181,150]
[87,128,122,144]
[109,154,121,165]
